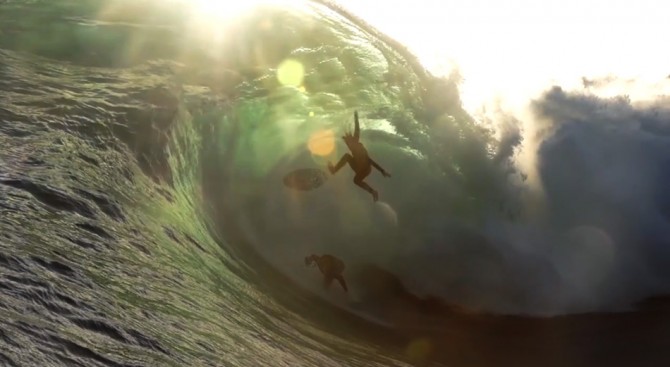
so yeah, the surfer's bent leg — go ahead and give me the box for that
[353,173,378,201]
[335,275,348,292]
[323,275,334,289]
[328,153,352,174]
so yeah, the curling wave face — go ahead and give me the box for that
[193,1,670,317]
[1,0,670,366]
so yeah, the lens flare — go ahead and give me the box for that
[307,129,335,156]
[277,59,305,87]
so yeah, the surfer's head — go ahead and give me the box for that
[304,255,317,266]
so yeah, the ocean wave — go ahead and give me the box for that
[2,0,670,365]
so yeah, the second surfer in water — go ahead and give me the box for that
[328,111,391,202]
[305,254,348,292]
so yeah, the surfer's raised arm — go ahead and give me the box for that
[326,109,390,202]
[353,110,360,141]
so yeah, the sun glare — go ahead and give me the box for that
[189,0,266,21]
[184,0,668,112]
[187,0,302,23]
[183,0,307,49]
[335,0,670,112]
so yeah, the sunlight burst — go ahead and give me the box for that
[182,0,304,49]
[189,0,267,22]
[335,0,670,112]
[187,0,301,24]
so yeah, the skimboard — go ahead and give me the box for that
[283,168,329,191]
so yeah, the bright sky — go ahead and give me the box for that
[334,0,669,111]
[186,0,669,112]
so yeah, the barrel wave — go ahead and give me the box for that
[1,1,670,366]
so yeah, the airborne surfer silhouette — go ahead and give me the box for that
[327,111,391,201]
[305,254,348,292]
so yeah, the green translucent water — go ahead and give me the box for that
[1,0,484,365]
